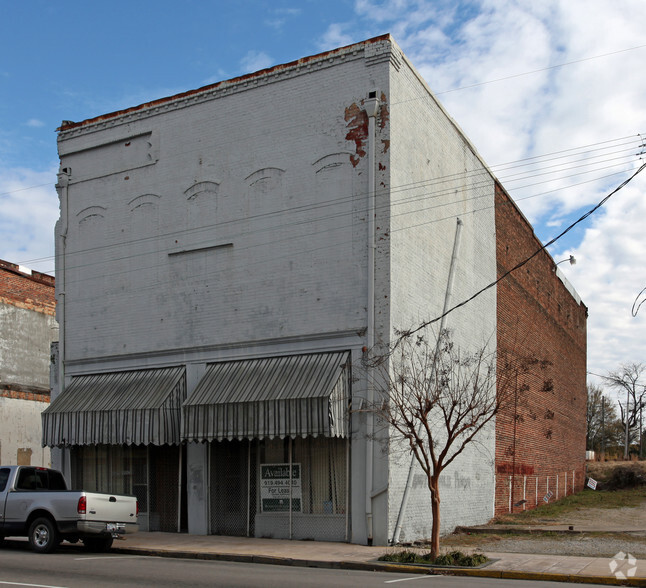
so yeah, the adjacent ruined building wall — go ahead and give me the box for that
[0,260,56,466]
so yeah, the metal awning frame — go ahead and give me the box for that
[42,366,186,447]
[182,352,351,442]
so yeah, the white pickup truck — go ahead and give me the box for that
[0,465,138,553]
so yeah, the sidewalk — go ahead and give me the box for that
[112,531,646,586]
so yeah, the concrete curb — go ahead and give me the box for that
[111,545,646,586]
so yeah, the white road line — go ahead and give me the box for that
[0,581,68,588]
[74,555,142,561]
[384,576,438,583]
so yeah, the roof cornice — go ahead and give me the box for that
[57,34,393,140]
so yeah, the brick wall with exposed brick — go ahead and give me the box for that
[0,259,55,466]
[495,182,587,515]
[0,259,56,316]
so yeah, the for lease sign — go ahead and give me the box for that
[260,463,302,512]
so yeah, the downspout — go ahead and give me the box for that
[247,440,251,537]
[391,218,463,545]
[54,165,70,475]
[289,437,293,540]
[55,166,70,399]
[364,91,380,545]
[177,445,183,532]
[207,442,211,532]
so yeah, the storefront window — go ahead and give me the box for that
[71,444,183,532]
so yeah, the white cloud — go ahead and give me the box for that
[337,0,646,223]
[26,119,45,128]
[317,23,357,51]
[325,0,646,381]
[201,70,229,86]
[0,166,58,274]
[564,177,646,381]
[265,7,302,30]
[240,51,275,74]
[266,18,287,30]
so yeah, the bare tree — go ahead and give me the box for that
[602,363,646,458]
[364,329,545,558]
[586,384,621,455]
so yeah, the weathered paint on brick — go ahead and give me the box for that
[1,262,57,391]
[345,102,369,166]
[0,260,55,467]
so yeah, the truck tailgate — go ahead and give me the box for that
[83,493,137,523]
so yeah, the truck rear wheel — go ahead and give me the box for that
[28,517,60,554]
[83,535,113,552]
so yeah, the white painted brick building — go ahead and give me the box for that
[47,35,498,545]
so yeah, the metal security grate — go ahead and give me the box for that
[209,439,253,536]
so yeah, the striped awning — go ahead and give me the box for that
[42,366,186,447]
[182,352,350,442]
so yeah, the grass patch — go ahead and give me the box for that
[441,532,504,549]
[379,549,487,567]
[494,486,646,525]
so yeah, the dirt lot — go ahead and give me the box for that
[444,531,646,558]
[441,461,646,557]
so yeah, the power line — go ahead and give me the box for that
[14,160,644,281]
[35,150,643,284]
[10,134,644,272]
[47,156,645,299]
[0,182,52,198]
[3,41,644,282]
[434,44,646,95]
[632,286,646,317]
[399,161,646,340]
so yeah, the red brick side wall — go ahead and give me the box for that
[0,259,55,316]
[495,183,587,515]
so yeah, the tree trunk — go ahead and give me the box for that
[429,475,441,559]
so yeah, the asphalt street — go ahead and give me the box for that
[0,541,609,587]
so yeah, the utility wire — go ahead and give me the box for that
[434,44,646,95]
[15,159,643,280]
[399,161,646,340]
[50,158,643,297]
[1,40,644,204]
[11,136,643,272]
[632,286,646,317]
[42,156,642,284]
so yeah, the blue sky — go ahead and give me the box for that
[1,0,645,385]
